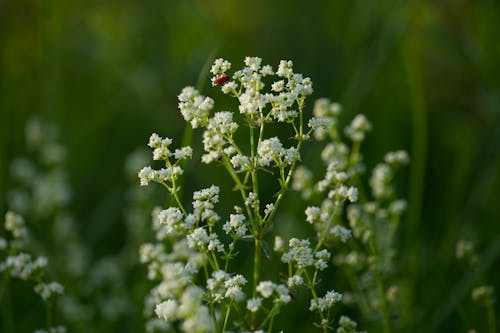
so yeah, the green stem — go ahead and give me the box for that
[305,270,327,333]
[0,270,10,305]
[221,304,232,333]
[253,238,261,298]
[221,156,253,219]
[46,300,53,329]
[375,268,391,333]
[487,302,497,333]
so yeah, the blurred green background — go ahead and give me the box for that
[1,0,499,332]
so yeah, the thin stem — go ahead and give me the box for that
[221,156,253,220]
[46,300,53,328]
[304,270,327,333]
[487,302,497,333]
[0,270,10,305]
[221,304,232,333]
[367,238,392,333]
[253,238,261,298]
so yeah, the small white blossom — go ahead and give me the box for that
[256,281,275,298]
[309,290,342,312]
[245,192,260,210]
[246,297,262,312]
[174,146,193,160]
[274,236,284,252]
[221,81,238,94]
[155,299,178,322]
[384,150,409,165]
[211,58,231,75]
[5,211,28,239]
[244,56,262,71]
[264,203,275,215]
[281,238,314,269]
[223,214,247,237]
[178,86,214,128]
[305,206,321,224]
[345,114,372,142]
[276,60,294,77]
[330,225,352,243]
[34,281,64,300]
[257,137,285,167]
[287,275,304,288]
[272,80,285,92]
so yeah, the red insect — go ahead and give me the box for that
[212,75,230,86]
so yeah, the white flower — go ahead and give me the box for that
[211,58,231,75]
[222,81,238,94]
[244,192,260,209]
[207,111,239,136]
[309,290,342,312]
[264,203,275,215]
[330,225,352,243]
[174,146,193,160]
[281,238,314,269]
[370,163,392,199]
[384,150,410,165]
[155,300,178,322]
[257,137,284,167]
[230,154,251,171]
[305,206,321,224]
[244,56,262,71]
[274,236,284,252]
[287,275,304,288]
[223,214,247,237]
[138,166,155,186]
[308,117,332,131]
[345,114,372,142]
[246,297,262,312]
[5,211,27,239]
[186,228,209,249]
[272,80,285,92]
[256,281,275,298]
[34,281,64,300]
[178,86,214,128]
[276,60,294,77]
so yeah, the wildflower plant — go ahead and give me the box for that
[0,211,65,333]
[138,57,407,332]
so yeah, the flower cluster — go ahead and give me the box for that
[0,211,65,332]
[138,133,192,189]
[137,57,405,333]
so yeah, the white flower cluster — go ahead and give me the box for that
[34,326,67,333]
[207,270,247,302]
[1,211,66,332]
[178,86,214,128]
[138,56,388,332]
[369,150,408,201]
[1,252,47,280]
[34,281,64,300]
[139,134,191,187]
[345,114,372,142]
[191,185,221,226]
[281,238,331,271]
[309,290,343,312]
[5,210,28,239]
[310,98,342,141]
[154,286,213,333]
[471,285,495,304]
[256,281,291,304]
[330,225,352,243]
[336,315,365,333]
[257,137,299,167]
[223,214,248,237]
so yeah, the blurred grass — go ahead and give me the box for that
[1,0,500,332]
